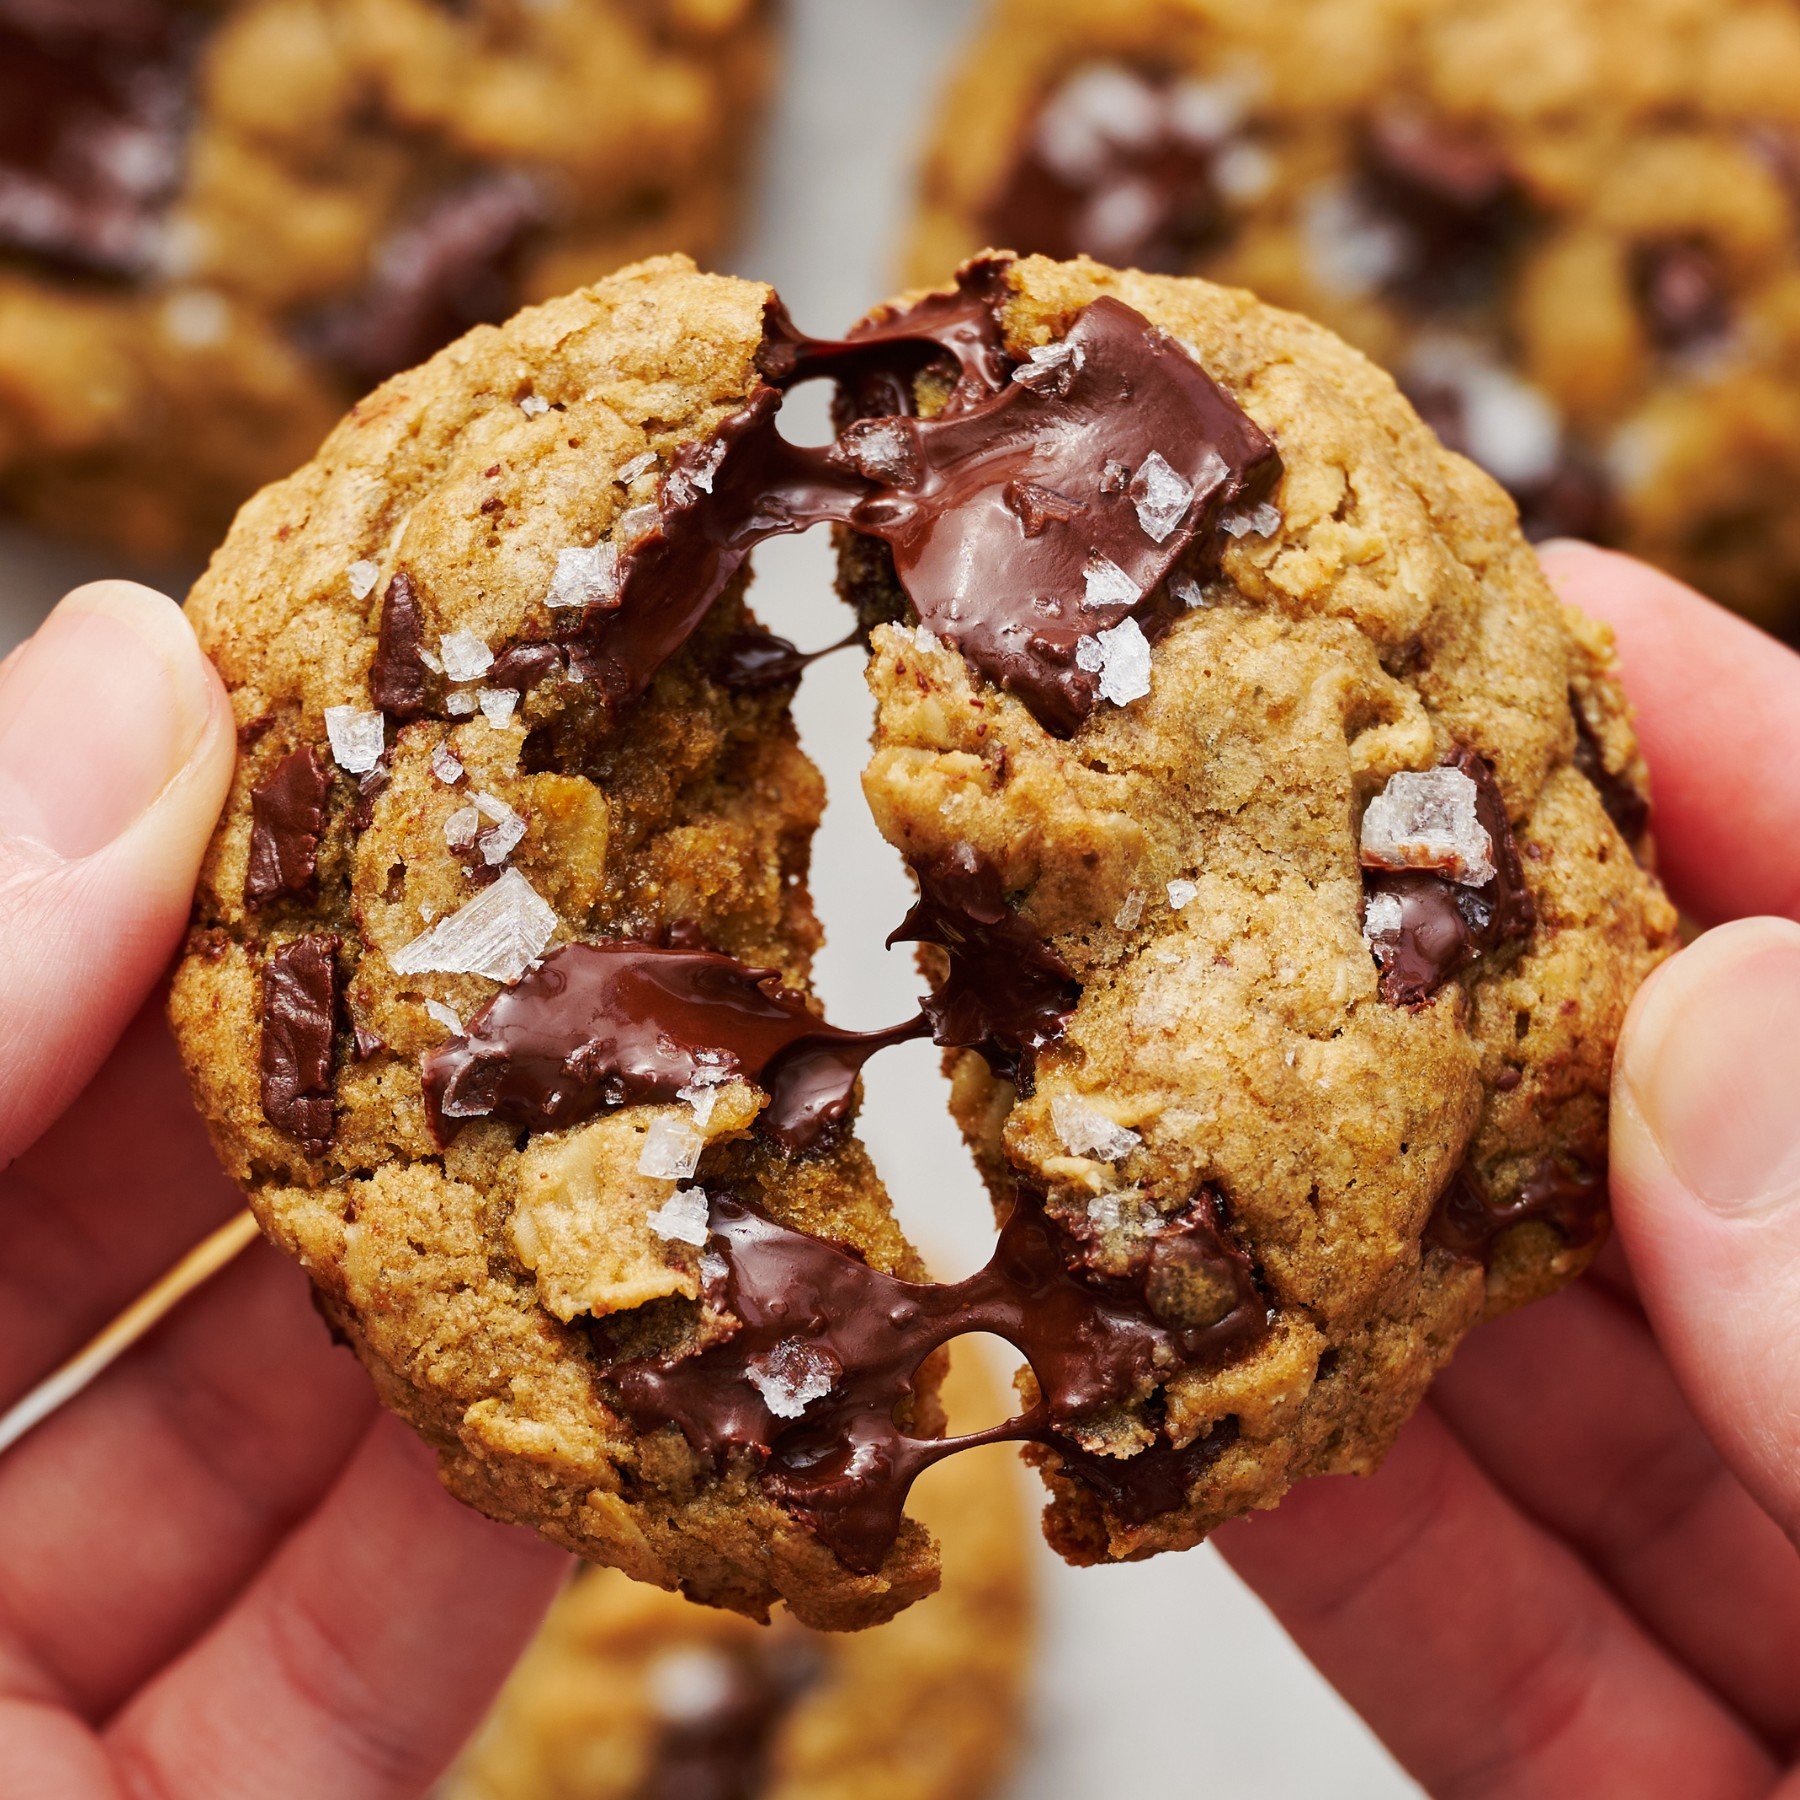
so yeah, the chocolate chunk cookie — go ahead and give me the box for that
[439,1350,1034,1800]
[170,247,1674,1621]
[910,0,1800,637]
[0,0,775,561]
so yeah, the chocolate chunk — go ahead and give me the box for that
[888,843,1080,1079]
[609,1182,1266,1574]
[1361,112,1527,310]
[1571,704,1650,846]
[1631,239,1733,358]
[421,941,927,1155]
[369,570,430,720]
[1426,1153,1607,1262]
[641,1635,821,1800]
[259,935,340,1153]
[1362,747,1536,1006]
[0,0,196,281]
[712,625,858,692]
[986,66,1235,275]
[1049,1415,1239,1526]
[244,745,329,907]
[293,171,547,388]
[349,764,391,834]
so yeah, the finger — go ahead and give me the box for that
[1216,1413,1773,1798]
[0,1244,373,1717]
[1433,1282,1800,1741]
[1611,915,1800,1545]
[1538,543,1800,926]
[106,1415,568,1800]
[0,582,234,1167]
[0,1001,246,1402]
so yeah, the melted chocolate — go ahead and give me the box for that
[1631,239,1733,358]
[369,570,430,721]
[609,1183,1266,1573]
[1361,112,1528,310]
[421,941,928,1155]
[0,0,195,281]
[478,263,1280,737]
[889,843,1080,1079]
[244,745,329,907]
[713,625,859,692]
[639,1636,820,1800]
[1362,748,1536,1006]
[1427,1153,1607,1262]
[260,934,339,1152]
[1571,707,1650,845]
[985,66,1236,274]
[294,170,546,387]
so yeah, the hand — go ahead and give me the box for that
[1218,545,1800,1799]
[0,583,567,1799]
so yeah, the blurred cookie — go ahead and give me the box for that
[441,1349,1034,1800]
[0,0,776,559]
[909,0,1800,634]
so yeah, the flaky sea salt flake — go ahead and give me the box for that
[1362,890,1405,948]
[617,451,658,485]
[445,689,478,717]
[1114,888,1145,929]
[444,804,481,851]
[1011,338,1085,397]
[439,630,493,683]
[517,393,551,417]
[389,867,557,985]
[423,998,463,1035]
[747,1338,838,1419]
[1077,617,1153,706]
[1130,451,1194,543]
[1220,501,1282,539]
[638,1114,705,1182]
[1167,879,1198,909]
[548,542,619,611]
[430,743,464,785]
[1361,766,1495,884]
[1082,554,1141,610]
[647,1186,710,1247]
[346,559,380,601]
[1051,1093,1141,1162]
[477,686,519,727]
[323,705,384,774]
[472,791,526,865]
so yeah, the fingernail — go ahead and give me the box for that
[0,584,217,861]
[1618,917,1800,1216]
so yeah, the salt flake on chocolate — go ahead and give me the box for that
[1361,766,1495,884]
[1082,554,1141,610]
[548,543,620,611]
[1220,500,1282,539]
[1075,617,1153,706]
[638,1114,705,1181]
[1362,890,1405,948]
[389,867,557,985]
[1051,1093,1141,1162]
[747,1338,838,1419]
[647,1185,710,1248]
[346,559,380,601]
[1011,338,1085,398]
[324,706,384,775]
[835,418,921,486]
[1130,452,1195,543]
[439,630,493,684]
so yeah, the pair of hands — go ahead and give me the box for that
[0,546,1794,1797]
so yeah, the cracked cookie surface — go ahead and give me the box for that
[0,0,774,560]
[910,0,1800,636]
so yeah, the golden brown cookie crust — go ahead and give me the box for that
[909,0,1800,634]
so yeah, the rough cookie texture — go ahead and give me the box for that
[845,253,1677,1563]
[170,256,942,1631]
[439,1351,1034,1800]
[0,0,775,560]
[910,0,1800,635]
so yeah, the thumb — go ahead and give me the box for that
[0,581,233,1167]
[1610,915,1800,1542]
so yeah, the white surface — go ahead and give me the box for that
[0,3,1417,1793]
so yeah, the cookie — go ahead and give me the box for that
[170,247,1675,1621]
[909,0,1800,637]
[439,1349,1034,1800]
[0,0,775,561]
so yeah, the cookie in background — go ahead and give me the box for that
[0,0,777,561]
[908,0,1800,637]
[440,1346,1035,1800]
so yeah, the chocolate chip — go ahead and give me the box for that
[369,570,430,720]
[1361,112,1527,310]
[293,170,547,388]
[259,935,340,1153]
[1362,747,1536,1006]
[888,843,1081,1080]
[244,745,330,907]
[608,1181,1267,1573]
[1426,1151,1607,1262]
[1571,703,1650,846]
[1631,238,1733,357]
[0,0,197,281]
[421,941,928,1155]
[986,66,1237,274]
